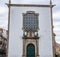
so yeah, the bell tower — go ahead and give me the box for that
[22,11,39,57]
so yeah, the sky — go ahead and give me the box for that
[0,0,60,43]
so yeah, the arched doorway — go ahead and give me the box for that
[26,44,35,57]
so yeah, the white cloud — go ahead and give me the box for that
[53,0,60,5]
[53,11,60,19]
[0,20,8,30]
[53,21,60,32]
[56,41,60,44]
[54,27,60,31]
[56,37,60,44]
[0,6,8,14]
[0,7,6,14]
[53,22,60,25]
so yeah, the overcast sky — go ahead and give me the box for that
[0,0,60,43]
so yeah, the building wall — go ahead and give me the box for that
[8,6,53,57]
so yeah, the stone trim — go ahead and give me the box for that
[6,4,55,7]
[6,0,11,57]
[23,39,39,57]
[50,0,56,57]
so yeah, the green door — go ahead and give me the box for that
[26,44,35,57]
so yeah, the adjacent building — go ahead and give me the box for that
[55,43,60,57]
[0,28,7,57]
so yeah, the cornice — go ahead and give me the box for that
[6,4,55,8]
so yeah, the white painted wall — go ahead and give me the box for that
[8,6,53,57]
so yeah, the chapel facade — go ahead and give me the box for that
[7,0,56,57]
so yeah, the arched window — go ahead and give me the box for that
[26,44,35,57]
